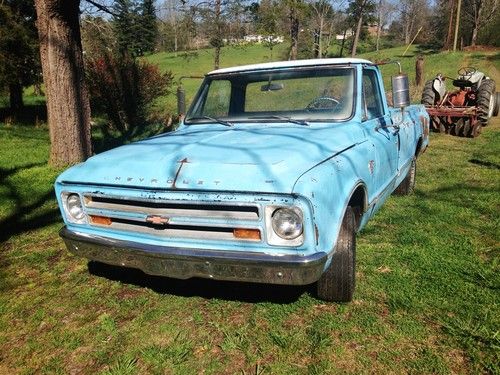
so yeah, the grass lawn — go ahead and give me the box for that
[0,46,499,374]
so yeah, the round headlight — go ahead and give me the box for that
[271,207,303,240]
[66,194,85,221]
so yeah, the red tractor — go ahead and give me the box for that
[421,67,499,137]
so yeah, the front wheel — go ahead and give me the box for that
[316,207,356,302]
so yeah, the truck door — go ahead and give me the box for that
[361,67,399,205]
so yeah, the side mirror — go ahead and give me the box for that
[392,73,410,108]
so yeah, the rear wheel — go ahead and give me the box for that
[493,92,499,117]
[421,80,438,106]
[394,157,416,195]
[477,79,496,126]
[316,207,356,302]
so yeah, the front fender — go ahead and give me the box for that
[292,149,369,257]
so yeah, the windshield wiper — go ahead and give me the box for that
[250,115,309,126]
[187,115,233,127]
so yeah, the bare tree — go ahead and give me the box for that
[309,0,340,58]
[463,0,498,46]
[34,0,92,166]
[398,0,429,44]
[375,0,395,51]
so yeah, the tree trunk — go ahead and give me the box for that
[444,0,455,50]
[289,7,299,60]
[34,0,92,167]
[351,14,363,57]
[470,3,482,46]
[214,0,221,69]
[376,0,382,52]
[9,82,24,112]
[318,19,323,58]
[339,29,347,57]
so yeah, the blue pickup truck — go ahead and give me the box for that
[56,58,429,302]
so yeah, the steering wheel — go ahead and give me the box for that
[306,96,340,111]
[458,67,477,78]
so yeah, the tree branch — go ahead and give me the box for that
[84,0,118,17]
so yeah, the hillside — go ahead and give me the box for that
[145,44,500,114]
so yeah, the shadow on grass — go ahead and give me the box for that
[0,163,59,243]
[415,43,443,56]
[88,261,311,304]
[0,104,47,125]
[469,158,500,170]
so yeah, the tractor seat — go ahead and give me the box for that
[453,79,473,88]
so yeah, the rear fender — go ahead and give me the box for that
[432,75,446,99]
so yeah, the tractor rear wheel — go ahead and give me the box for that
[421,80,438,106]
[493,92,500,117]
[477,79,496,126]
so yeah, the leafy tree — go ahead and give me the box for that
[0,0,39,112]
[139,0,158,52]
[113,0,158,56]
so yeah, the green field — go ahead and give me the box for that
[0,45,499,374]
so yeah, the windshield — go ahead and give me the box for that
[185,67,355,125]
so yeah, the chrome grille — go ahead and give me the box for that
[83,194,262,242]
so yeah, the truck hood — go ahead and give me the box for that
[58,124,362,194]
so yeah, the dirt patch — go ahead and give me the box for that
[463,45,499,52]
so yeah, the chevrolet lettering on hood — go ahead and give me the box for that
[55,58,429,302]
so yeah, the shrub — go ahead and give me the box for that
[86,52,173,140]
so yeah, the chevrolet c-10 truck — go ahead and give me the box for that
[56,58,429,302]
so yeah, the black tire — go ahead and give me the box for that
[421,80,437,106]
[471,122,482,138]
[493,92,500,117]
[454,119,465,136]
[316,207,356,302]
[476,79,496,126]
[394,157,416,195]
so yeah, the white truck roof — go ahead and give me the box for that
[207,58,374,75]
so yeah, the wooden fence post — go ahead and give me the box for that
[416,56,425,86]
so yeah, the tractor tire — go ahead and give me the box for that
[394,157,416,195]
[454,119,465,136]
[471,122,482,138]
[421,80,437,106]
[477,79,496,126]
[463,119,472,137]
[493,92,500,117]
[316,207,356,303]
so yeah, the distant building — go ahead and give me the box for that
[243,35,284,44]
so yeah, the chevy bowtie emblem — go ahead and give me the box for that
[145,215,170,225]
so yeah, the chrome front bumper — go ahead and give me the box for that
[60,227,328,285]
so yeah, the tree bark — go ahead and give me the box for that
[444,0,455,50]
[376,0,382,52]
[214,0,221,69]
[351,14,363,57]
[470,2,483,46]
[9,82,24,112]
[289,7,299,60]
[34,0,92,167]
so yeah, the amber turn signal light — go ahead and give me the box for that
[233,228,261,240]
[90,215,112,226]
